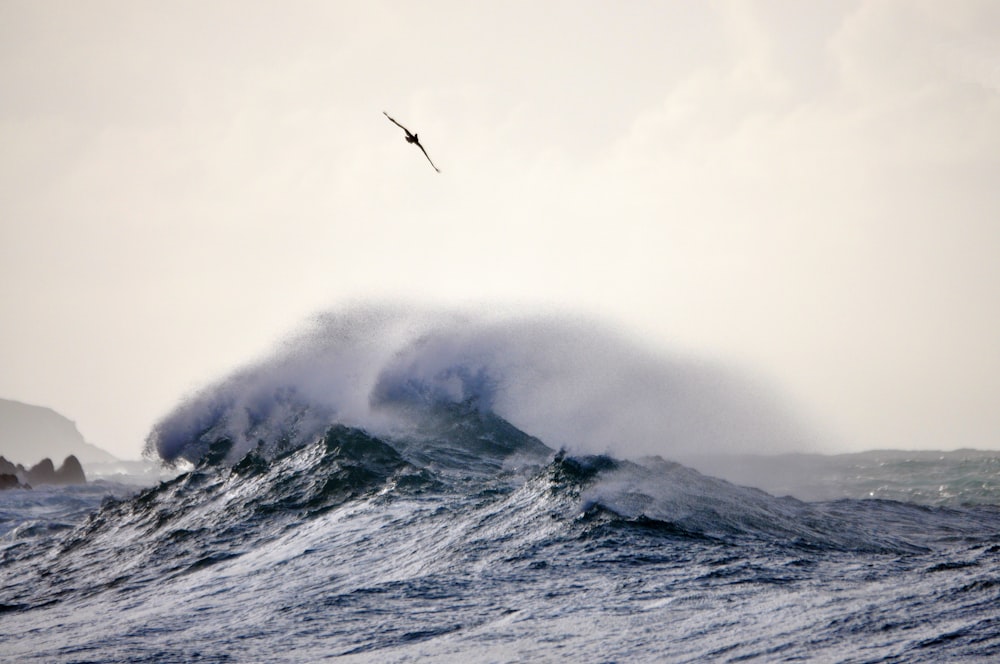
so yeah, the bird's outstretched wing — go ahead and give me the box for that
[383,111,413,137]
[384,110,441,173]
[416,144,440,173]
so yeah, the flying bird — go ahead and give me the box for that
[383,111,440,173]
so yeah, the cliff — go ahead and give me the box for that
[0,398,116,464]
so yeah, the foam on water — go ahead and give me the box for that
[4,305,999,661]
[3,413,999,661]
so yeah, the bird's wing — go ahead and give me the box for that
[416,143,441,173]
[383,111,413,136]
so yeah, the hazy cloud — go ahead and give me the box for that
[1,1,997,456]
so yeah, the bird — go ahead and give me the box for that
[383,111,440,173]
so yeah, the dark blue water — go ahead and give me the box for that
[3,309,998,661]
[2,403,999,662]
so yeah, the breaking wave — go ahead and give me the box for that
[4,307,1000,661]
[146,304,811,465]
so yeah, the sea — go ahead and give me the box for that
[2,308,998,662]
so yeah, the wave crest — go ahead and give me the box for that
[146,305,811,465]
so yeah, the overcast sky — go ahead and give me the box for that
[2,1,998,459]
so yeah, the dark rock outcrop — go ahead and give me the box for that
[25,455,87,486]
[27,457,56,483]
[0,454,86,489]
[0,455,18,476]
[57,454,87,484]
[0,473,29,490]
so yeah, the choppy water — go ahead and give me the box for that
[687,448,1000,507]
[3,308,998,661]
[2,407,999,662]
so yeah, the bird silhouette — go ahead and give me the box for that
[384,111,440,173]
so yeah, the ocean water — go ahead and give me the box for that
[2,309,998,662]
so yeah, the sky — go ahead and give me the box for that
[1,0,998,460]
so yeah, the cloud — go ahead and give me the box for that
[1,1,997,456]
[600,1,1000,448]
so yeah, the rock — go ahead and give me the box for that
[0,455,19,476]
[56,455,86,484]
[0,473,29,490]
[26,457,56,484]
[23,455,87,486]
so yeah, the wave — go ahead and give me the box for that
[146,304,812,466]
[6,393,1000,662]
[5,307,1000,661]
[21,400,988,590]
[132,304,1000,557]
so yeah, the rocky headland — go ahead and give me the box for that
[0,398,116,464]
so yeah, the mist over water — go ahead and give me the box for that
[147,304,814,465]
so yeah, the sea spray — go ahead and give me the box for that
[147,304,812,465]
